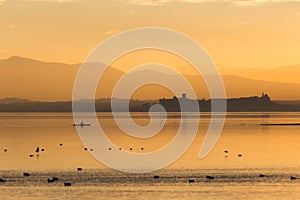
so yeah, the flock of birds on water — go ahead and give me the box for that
[0,146,299,187]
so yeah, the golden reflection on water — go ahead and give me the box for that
[0,112,300,171]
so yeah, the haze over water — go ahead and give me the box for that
[1,112,300,200]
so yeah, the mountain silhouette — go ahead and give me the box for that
[1,56,299,100]
[220,63,300,84]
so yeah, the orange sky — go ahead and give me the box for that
[0,0,300,68]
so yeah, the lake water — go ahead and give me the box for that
[0,112,300,199]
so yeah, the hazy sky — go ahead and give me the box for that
[0,0,300,68]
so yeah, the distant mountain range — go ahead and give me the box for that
[1,56,299,101]
[220,63,300,84]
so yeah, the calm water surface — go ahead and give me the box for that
[0,112,300,200]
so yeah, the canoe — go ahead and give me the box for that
[73,123,90,127]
